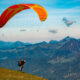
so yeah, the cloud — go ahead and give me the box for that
[20,29,27,32]
[48,29,58,34]
[62,17,76,27]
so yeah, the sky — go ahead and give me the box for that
[0,0,80,43]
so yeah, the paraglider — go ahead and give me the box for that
[0,4,47,28]
[63,17,76,27]
[18,60,26,71]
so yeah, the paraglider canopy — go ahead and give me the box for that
[0,4,47,28]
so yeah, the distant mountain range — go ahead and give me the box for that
[0,41,31,49]
[0,36,80,80]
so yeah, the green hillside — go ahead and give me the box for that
[0,67,47,80]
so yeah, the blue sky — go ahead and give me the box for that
[0,0,80,43]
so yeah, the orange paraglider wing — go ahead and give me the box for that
[0,4,47,28]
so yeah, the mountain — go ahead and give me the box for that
[0,41,12,49]
[0,67,47,80]
[0,41,31,49]
[10,41,25,49]
[54,36,80,57]
[0,36,80,80]
[49,40,58,44]
[60,38,80,52]
[60,36,72,42]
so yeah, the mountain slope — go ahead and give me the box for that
[0,67,47,80]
